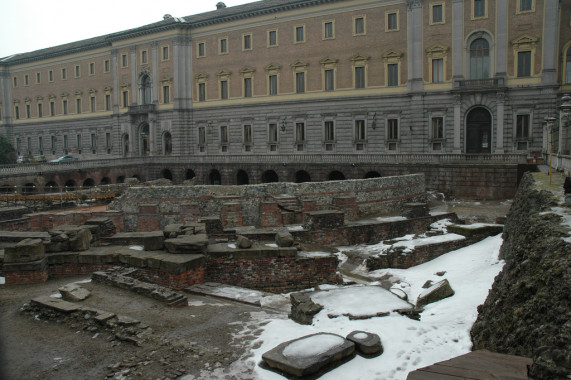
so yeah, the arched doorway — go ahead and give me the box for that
[163,132,172,155]
[237,170,249,185]
[364,171,381,179]
[328,171,345,181]
[294,170,311,183]
[161,169,173,180]
[185,169,195,180]
[466,107,492,154]
[261,170,279,183]
[44,181,59,193]
[64,180,77,191]
[83,178,95,188]
[209,170,221,185]
[139,124,150,156]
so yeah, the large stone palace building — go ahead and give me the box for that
[0,0,569,167]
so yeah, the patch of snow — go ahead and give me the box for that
[244,234,504,380]
[50,293,62,299]
[73,278,92,284]
[311,286,412,317]
[0,276,4,285]
[392,233,465,249]
[265,243,278,248]
[376,216,407,222]
[429,219,452,232]
[282,334,345,358]
[353,332,369,340]
[287,225,304,231]
[298,251,331,258]
[457,223,503,229]
[129,245,143,251]
[227,243,236,249]
[188,300,206,307]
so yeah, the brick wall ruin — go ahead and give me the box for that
[109,174,426,231]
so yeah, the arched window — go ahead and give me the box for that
[470,38,490,79]
[141,75,151,105]
[163,132,172,155]
[566,47,571,84]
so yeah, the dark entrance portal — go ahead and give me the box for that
[466,107,492,154]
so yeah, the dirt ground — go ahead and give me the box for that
[0,275,275,380]
[0,197,513,380]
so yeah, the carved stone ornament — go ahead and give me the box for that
[350,53,370,63]
[407,0,422,10]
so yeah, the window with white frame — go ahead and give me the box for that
[243,34,252,50]
[323,21,334,39]
[268,30,278,47]
[220,125,228,152]
[431,3,444,24]
[243,124,252,152]
[295,25,305,43]
[354,16,365,35]
[268,123,278,151]
[219,38,228,54]
[198,126,206,152]
[386,11,399,31]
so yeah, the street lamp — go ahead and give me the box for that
[544,116,556,184]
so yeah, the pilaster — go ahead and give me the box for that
[495,0,508,77]
[130,46,137,106]
[496,92,505,153]
[453,94,462,152]
[407,0,423,92]
[452,0,464,80]
[541,0,559,84]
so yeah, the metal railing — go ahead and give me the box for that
[0,153,528,177]
[458,78,503,89]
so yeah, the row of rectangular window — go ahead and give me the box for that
[12,86,171,119]
[197,65,400,101]
[199,13,401,58]
[12,47,170,88]
[15,132,112,156]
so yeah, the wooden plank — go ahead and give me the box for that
[406,350,531,380]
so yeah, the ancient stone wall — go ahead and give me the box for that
[470,173,571,379]
[108,174,426,231]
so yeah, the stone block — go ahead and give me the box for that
[236,235,253,249]
[290,292,323,325]
[163,224,184,238]
[416,279,455,308]
[275,231,294,247]
[402,203,430,219]
[69,228,92,252]
[59,284,91,302]
[346,331,383,356]
[303,210,344,230]
[4,238,45,263]
[164,234,208,254]
[262,333,355,378]
[143,231,165,251]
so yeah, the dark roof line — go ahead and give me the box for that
[0,0,344,66]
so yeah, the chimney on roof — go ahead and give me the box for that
[216,2,227,10]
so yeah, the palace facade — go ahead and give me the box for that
[0,0,569,164]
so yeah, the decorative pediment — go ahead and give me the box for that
[290,60,309,69]
[139,66,151,77]
[319,57,339,68]
[74,90,83,96]
[511,34,538,49]
[24,97,31,103]
[104,86,113,92]
[239,66,256,76]
[120,82,130,88]
[425,44,449,58]
[382,49,404,62]
[350,53,370,63]
[60,92,69,98]
[88,88,97,94]
[265,63,282,73]
[35,95,44,101]
[48,94,57,100]
[160,77,173,84]
[216,69,232,78]
[194,72,209,80]
[13,99,20,104]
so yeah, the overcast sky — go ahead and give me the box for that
[0,0,253,58]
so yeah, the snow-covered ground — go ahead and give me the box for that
[233,234,505,380]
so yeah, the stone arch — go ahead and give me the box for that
[466,107,493,154]
[64,180,77,191]
[161,168,173,180]
[294,170,311,183]
[100,177,111,185]
[0,184,12,193]
[209,170,221,185]
[364,171,381,179]
[328,171,345,181]
[261,170,279,183]
[83,178,95,188]
[44,181,59,192]
[237,170,249,185]
[117,176,125,184]
[185,169,196,180]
